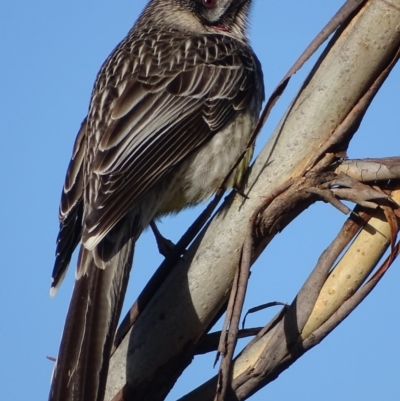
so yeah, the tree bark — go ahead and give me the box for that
[105,1,400,400]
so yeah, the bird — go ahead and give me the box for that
[48,1,264,401]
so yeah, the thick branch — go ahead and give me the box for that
[179,188,400,401]
[105,1,400,400]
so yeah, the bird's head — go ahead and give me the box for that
[137,0,253,41]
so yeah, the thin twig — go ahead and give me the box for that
[242,302,288,330]
[196,328,263,355]
[214,179,294,400]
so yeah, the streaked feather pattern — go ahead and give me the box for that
[83,29,263,250]
[51,119,86,295]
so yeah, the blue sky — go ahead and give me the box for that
[1,1,399,400]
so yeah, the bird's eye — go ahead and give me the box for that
[202,0,216,8]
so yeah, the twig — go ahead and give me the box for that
[242,302,288,330]
[196,328,263,356]
[214,179,294,400]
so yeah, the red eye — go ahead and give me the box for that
[202,0,216,8]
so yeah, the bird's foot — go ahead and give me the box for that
[150,220,180,258]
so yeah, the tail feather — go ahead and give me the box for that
[49,219,136,401]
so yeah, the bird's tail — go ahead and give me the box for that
[49,218,137,401]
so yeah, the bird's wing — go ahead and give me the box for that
[51,118,86,294]
[83,31,262,249]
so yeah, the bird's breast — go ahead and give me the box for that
[156,102,259,216]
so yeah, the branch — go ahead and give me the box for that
[179,187,400,401]
[105,1,400,400]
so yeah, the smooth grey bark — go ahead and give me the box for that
[105,1,400,400]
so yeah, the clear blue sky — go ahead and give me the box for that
[1,1,399,400]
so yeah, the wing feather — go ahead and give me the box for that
[51,119,87,294]
[79,31,262,249]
